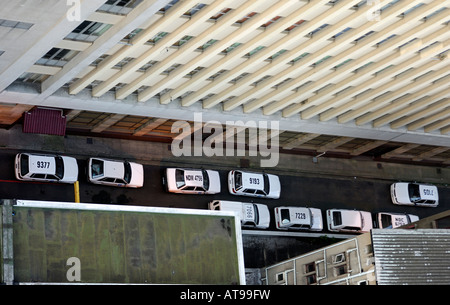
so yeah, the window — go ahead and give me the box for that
[0,19,33,30]
[175,169,185,188]
[202,170,209,190]
[304,262,316,273]
[100,177,116,183]
[99,0,143,15]
[332,211,342,226]
[123,162,131,184]
[280,209,290,224]
[408,184,420,202]
[253,204,260,225]
[334,265,347,276]
[275,272,284,283]
[66,21,112,42]
[234,171,242,190]
[306,274,317,285]
[55,157,64,180]
[36,48,78,67]
[380,214,393,228]
[333,253,346,264]
[91,159,104,178]
[263,174,270,195]
[20,154,29,176]
[31,174,46,179]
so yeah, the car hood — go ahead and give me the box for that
[128,162,144,188]
[61,156,78,183]
[392,183,411,203]
[267,174,281,198]
[360,211,373,232]
[310,208,323,231]
[254,203,270,229]
[206,170,221,193]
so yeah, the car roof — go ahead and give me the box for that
[278,207,311,225]
[182,169,205,187]
[334,210,362,227]
[240,171,264,190]
[28,154,56,175]
[102,159,125,179]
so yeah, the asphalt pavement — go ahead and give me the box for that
[1,125,449,269]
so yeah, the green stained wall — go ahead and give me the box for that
[10,205,241,284]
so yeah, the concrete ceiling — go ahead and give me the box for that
[0,0,449,163]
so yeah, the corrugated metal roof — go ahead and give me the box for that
[23,107,66,136]
[372,229,450,285]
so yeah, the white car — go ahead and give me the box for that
[15,153,78,184]
[88,158,144,188]
[326,209,373,233]
[376,212,419,229]
[391,182,438,207]
[209,200,270,229]
[275,206,323,231]
[228,170,280,199]
[164,168,220,194]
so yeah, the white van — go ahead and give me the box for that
[228,170,280,199]
[326,209,373,233]
[274,206,323,231]
[208,200,270,229]
[391,182,439,207]
[376,212,419,229]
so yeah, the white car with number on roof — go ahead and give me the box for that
[88,158,144,188]
[326,209,372,233]
[15,153,78,184]
[228,170,280,199]
[376,212,419,229]
[209,200,270,229]
[390,182,438,207]
[275,206,323,231]
[164,168,220,194]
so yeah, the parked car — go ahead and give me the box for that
[228,170,280,199]
[391,182,439,207]
[376,212,419,229]
[275,206,323,231]
[209,200,270,229]
[87,158,144,188]
[163,168,220,194]
[15,152,78,184]
[326,209,372,233]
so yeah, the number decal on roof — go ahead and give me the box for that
[36,161,51,169]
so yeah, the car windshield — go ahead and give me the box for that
[263,174,270,195]
[332,211,342,226]
[175,169,186,188]
[54,156,64,180]
[408,184,421,202]
[20,154,29,175]
[234,171,242,190]
[380,214,392,228]
[253,204,259,225]
[91,159,104,178]
[280,209,290,224]
[123,162,131,184]
[202,170,209,190]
